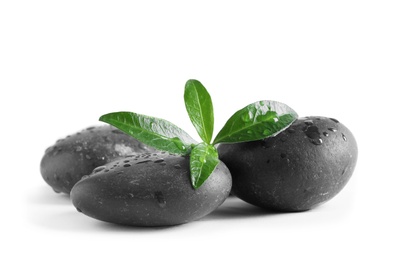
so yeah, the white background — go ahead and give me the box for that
[1,1,394,259]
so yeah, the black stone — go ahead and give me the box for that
[217,116,358,212]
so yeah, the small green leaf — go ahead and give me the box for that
[99,112,197,155]
[189,143,219,189]
[184,79,214,144]
[213,100,298,144]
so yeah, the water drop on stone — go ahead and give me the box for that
[328,127,337,132]
[287,128,296,134]
[323,132,329,137]
[174,164,182,169]
[304,120,314,125]
[76,208,82,213]
[304,125,323,145]
[155,192,166,208]
[154,159,165,163]
[136,160,151,165]
[342,133,347,141]
[86,126,95,130]
[312,138,323,145]
[112,129,123,134]
[330,118,339,123]
[124,164,131,167]
[93,166,106,173]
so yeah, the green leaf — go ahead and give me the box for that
[184,79,214,144]
[213,100,298,144]
[189,143,219,189]
[99,112,197,155]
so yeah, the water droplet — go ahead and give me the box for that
[154,159,165,163]
[263,129,271,136]
[259,101,265,106]
[323,132,329,137]
[174,164,182,169]
[111,129,123,134]
[155,191,166,208]
[304,125,323,145]
[312,138,323,145]
[76,208,82,213]
[330,118,339,123]
[124,160,130,163]
[123,164,131,167]
[104,169,109,172]
[261,139,274,148]
[85,154,92,160]
[287,128,296,134]
[116,171,124,175]
[328,127,337,132]
[81,175,90,180]
[75,146,82,152]
[199,156,207,163]
[342,133,347,141]
[135,160,151,165]
[280,153,286,158]
[304,120,314,125]
[86,126,95,130]
[93,166,106,173]
[52,188,61,193]
[242,112,251,122]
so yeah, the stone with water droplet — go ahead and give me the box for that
[217,116,358,212]
[70,155,232,226]
[40,125,158,194]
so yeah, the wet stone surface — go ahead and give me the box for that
[71,154,232,227]
[218,116,358,212]
[40,125,157,194]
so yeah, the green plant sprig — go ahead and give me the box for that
[99,79,298,189]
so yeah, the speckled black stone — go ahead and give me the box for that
[40,125,156,194]
[217,116,358,212]
[71,154,232,226]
